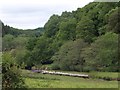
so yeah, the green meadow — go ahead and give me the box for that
[22,70,118,88]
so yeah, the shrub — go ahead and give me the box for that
[2,52,26,88]
[51,63,60,70]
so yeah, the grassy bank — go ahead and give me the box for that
[22,70,118,88]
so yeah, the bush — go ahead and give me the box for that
[2,52,26,88]
[82,66,95,72]
[51,63,60,70]
[81,32,118,72]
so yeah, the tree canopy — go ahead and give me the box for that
[2,2,119,74]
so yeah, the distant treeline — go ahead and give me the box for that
[2,23,44,37]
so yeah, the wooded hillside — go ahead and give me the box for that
[2,2,119,72]
[2,2,120,88]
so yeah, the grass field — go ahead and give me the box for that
[22,70,119,88]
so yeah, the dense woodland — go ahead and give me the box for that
[1,2,120,88]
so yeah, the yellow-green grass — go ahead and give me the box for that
[88,71,118,79]
[22,70,118,88]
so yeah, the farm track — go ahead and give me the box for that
[31,70,120,81]
[32,70,88,78]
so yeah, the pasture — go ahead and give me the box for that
[22,70,119,88]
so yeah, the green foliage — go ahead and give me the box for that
[76,16,96,43]
[2,23,44,37]
[25,36,54,66]
[1,2,119,89]
[81,32,118,72]
[2,52,26,88]
[23,2,119,72]
[2,2,119,73]
[44,15,60,37]
[57,18,77,41]
[52,39,88,71]
[11,48,28,67]
[106,7,119,33]
[26,37,38,51]
[2,34,28,51]
[2,34,14,51]
[13,36,28,48]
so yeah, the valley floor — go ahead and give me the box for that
[22,70,119,88]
